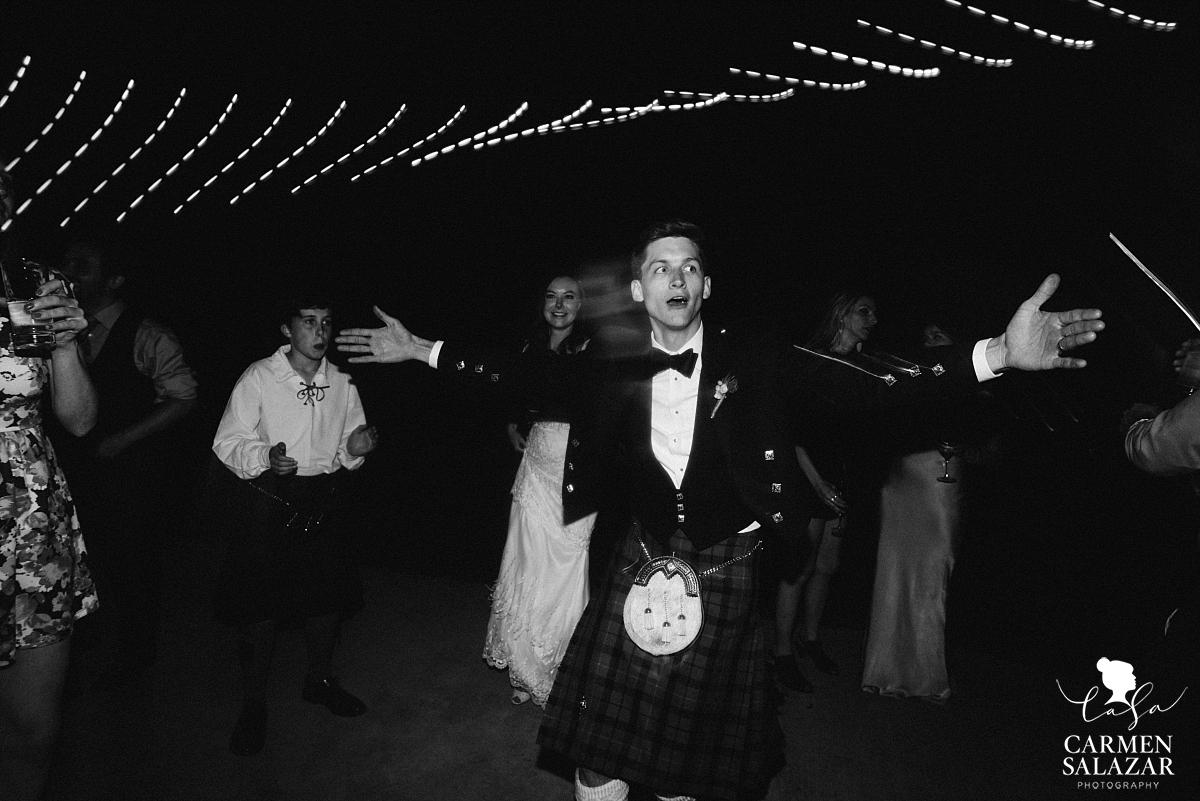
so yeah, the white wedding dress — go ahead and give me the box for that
[483,421,596,706]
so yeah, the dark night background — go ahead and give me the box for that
[5,0,1198,701]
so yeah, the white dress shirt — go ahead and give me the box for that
[649,326,704,489]
[213,346,366,479]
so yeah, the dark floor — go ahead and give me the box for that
[43,528,1192,801]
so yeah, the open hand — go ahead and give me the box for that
[336,306,430,364]
[997,274,1104,371]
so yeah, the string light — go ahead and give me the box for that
[60,87,188,228]
[474,99,592,149]
[856,19,1013,67]
[231,100,343,205]
[665,89,794,103]
[942,1,1095,49]
[653,93,729,111]
[0,55,31,111]
[118,93,238,223]
[547,100,660,133]
[728,68,868,91]
[7,70,87,171]
[1078,0,1176,31]
[2,79,133,230]
[793,42,940,78]
[177,97,275,209]
[413,102,528,165]
[351,105,466,181]
[292,105,406,193]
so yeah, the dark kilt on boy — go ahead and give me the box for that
[537,524,782,801]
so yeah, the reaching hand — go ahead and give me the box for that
[335,306,431,364]
[997,274,1104,371]
[346,424,379,457]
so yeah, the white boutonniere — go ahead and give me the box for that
[711,373,738,418]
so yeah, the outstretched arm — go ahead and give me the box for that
[983,274,1104,372]
[335,306,436,364]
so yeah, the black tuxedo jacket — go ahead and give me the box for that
[437,327,979,553]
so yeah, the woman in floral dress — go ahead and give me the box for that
[0,165,98,801]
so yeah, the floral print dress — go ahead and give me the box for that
[0,328,96,667]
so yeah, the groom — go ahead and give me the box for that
[337,220,1103,801]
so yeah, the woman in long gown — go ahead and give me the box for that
[0,164,98,801]
[483,275,597,706]
[861,322,966,703]
[774,292,874,692]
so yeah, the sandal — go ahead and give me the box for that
[510,689,532,705]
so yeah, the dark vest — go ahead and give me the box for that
[53,307,167,474]
[88,307,158,440]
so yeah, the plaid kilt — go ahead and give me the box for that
[537,524,782,800]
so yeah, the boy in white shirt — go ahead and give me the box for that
[212,292,378,756]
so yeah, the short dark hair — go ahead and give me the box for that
[281,289,335,326]
[630,220,708,280]
[63,237,136,282]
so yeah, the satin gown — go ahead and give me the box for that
[482,421,596,706]
[862,448,960,702]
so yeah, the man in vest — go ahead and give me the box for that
[59,239,199,686]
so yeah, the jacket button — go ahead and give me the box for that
[566,483,574,493]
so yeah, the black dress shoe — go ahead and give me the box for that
[229,702,268,756]
[302,676,367,717]
[773,654,814,693]
[802,639,840,676]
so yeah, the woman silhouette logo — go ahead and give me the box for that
[1096,657,1137,707]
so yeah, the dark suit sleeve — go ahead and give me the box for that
[434,339,581,412]
[773,341,981,413]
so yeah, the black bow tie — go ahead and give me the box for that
[649,348,698,378]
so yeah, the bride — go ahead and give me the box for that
[483,274,597,706]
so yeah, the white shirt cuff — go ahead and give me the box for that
[429,340,444,369]
[972,339,1000,382]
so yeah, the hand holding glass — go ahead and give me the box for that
[2,259,73,357]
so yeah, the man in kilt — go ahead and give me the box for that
[336,221,1104,800]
